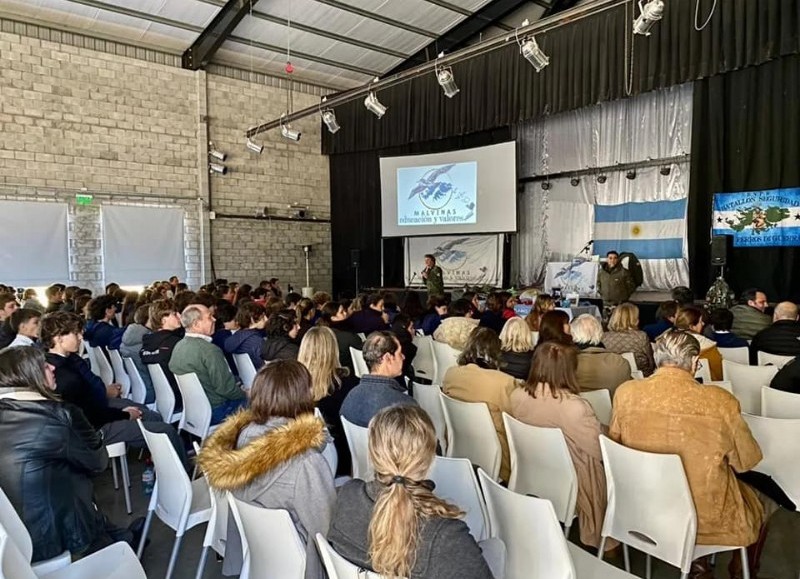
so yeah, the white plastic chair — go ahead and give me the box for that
[136,423,211,579]
[228,494,306,579]
[349,347,369,379]
[0,487,71,576]
[580,389,612,426]
[597,436,749,579]
[174,372,217,443]
[315,534,383,579]
[194,441,229,579]
[123,357,151,407]
[106,441,131,514]
[431,341,460,385]
[722,360,779,415]
[412,382,447,452]
[502,413,578,536]
[428,456,489,541]
[411,335,437,383]
[761,386,800,419]
[107,349,131,398]
[477,469,637,579]
[341,416,373,480]
[719,347,749,365]
[147,364,183,424]
[440,393,501,480]
[232,353,259,389]
[0,525,146,579]
[741,414,800,507]
[531,331,539,346]
[757,351,795,368]
[89,346,114,387]
[706,380,733,393]
[694,362,712,383]
[621,352,638,376]
[356,332,367,342]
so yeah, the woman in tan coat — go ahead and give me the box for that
[510,341,616,553]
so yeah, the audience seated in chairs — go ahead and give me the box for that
[642,300,678,342]
[168,304,247,425]
[535,309,573,348]
[328,405,497,579]
[420,295,448,336]
[433,297,479,350]
[570,314,631,398]
[442,326,516,483]
[524,293,556,332]
[610,329,782,579]
[602,302,655,376]
[261,310,300,363]
[140,299,185,411]
[119,304,154,404]
[349,293,390,335]
[478,292,506,334]
[0,347,140,562]
[83,295,125,350]
[317,301,362,373]
[674,306,723,381]
[749,301,800,364]
[498,317,535,380]
[1,307,41,351]
[298,326,359,477]
[224,301,267,371]
[198,360,335,579]
[709,308,749,349]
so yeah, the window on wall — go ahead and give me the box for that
[102,205,186,285]
[0,201,69,287]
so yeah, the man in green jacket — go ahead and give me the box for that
[169,304,246,425]
[422,254,444,298]
[730,288,771,340]
[597,251,637,306]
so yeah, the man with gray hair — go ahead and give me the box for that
[339,331,417,427]
[169,304,246,425]
[749,301,800,364]
[570,314,630,398]
[611,329,770,579]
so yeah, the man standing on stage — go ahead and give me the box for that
[421,254,444,298]
[598,251,636,306]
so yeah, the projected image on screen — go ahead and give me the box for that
[396,161,477,227]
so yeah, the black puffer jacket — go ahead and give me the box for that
[749,320,800,364]
[0,397,108,562]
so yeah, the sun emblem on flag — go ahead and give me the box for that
[631,224,642,236]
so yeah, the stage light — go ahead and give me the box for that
[364,92,387,118]
[209,162,227,175]
[280,115,301,141]
[436,65,459,98]
[520,35,549,72]
[626,169,637,180]
[246,139,263,154]
[570,177,580,187]
[597,174,607,184]
[208,148,226,161]
[633,0,665,36]
[321,109,340,134]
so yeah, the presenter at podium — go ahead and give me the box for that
[421,254,444,298]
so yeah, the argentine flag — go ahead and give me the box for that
[593,199,687,259]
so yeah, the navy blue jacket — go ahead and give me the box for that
[84,320,124,350]
[713,331,749,349]
[224,329,266,371]
[339,374,417,428]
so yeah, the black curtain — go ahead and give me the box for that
[330,127,513,298]
[689,52,800,301]
[323,0,799,155]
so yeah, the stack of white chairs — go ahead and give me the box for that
[440,393,501,481]
[722,360,779,414]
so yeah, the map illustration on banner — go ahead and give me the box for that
[397,161,477,226]
[712,188,800,247]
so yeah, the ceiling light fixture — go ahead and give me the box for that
[435,53,459,98]
[280,114,301,141]
[633,0,665,36]
[321,109,340,134]
[517,19,549,72]
[364,92,387,118]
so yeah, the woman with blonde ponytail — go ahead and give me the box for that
[328,405,496,578]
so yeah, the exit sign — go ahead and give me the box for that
[75,193,93,205]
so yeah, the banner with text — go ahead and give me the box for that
[405,235,503,287]
[713,188,800,247]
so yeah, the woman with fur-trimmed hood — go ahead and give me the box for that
[197,360,335,579]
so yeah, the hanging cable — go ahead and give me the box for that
[624,0,635,96]
[694,0,717,31]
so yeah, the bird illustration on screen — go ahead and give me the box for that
[408,164,457,200]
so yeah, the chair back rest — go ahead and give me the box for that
[123,357,148,405]
[0,489,32,565]
[439,393,501,480]
[741,413,800,506]
[349,348,369,379]
[90,346,114,386]
[411,382,447,452]
[341,416,373,480]
[757,351,795,368]
[108,349,130,397]
[0,526,38,579]
[761,386,800,419]
[148,363,177,423]
[315,534,384,579]
[137,422,193,530]
[228,495,306,579]
[431,341,459,385]
[598,436,697,573]
[705,380,732,392]
[722,360,779,414]
[621,352,638,374]
[477,469,576,579]
[357,333,367,342]
[428,456,489,540]
[694,362,712,383]
[718,347,749,365]
[502,414,578,524]
[174,373,213,440]
[410,335,437,383]
[579,389,612,426]
[233,354,258,389]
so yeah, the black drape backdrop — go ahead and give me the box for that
[689,52,800,301]
[330,128,513,298]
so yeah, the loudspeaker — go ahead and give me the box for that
[350,249,360,268]
[711,235,730,266]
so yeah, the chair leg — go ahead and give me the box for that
[646,554,652,579]
[740,547,750,579]
[120,455,132,514]
[195,546,209,579]
[111,457,119,489]
[597,537,607,560]
[165,534,184,579]
[623,544,630,572]
[563,523,571,539]
[136,509,154,559]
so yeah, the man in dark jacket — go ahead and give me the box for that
[348,293,389,335]
[749,301,800,364]
[140,299,185,411]
[597,251,636,306]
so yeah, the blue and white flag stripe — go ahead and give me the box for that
[593,199,686,259]
[594,199,687,223]
[594,239,684,260]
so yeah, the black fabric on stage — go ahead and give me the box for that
[689,52,800,301]
[329,128,513,298]
[322,0,799,156]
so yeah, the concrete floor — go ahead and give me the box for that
[95,453,800,579]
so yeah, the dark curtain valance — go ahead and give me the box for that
[322,0,799,156]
